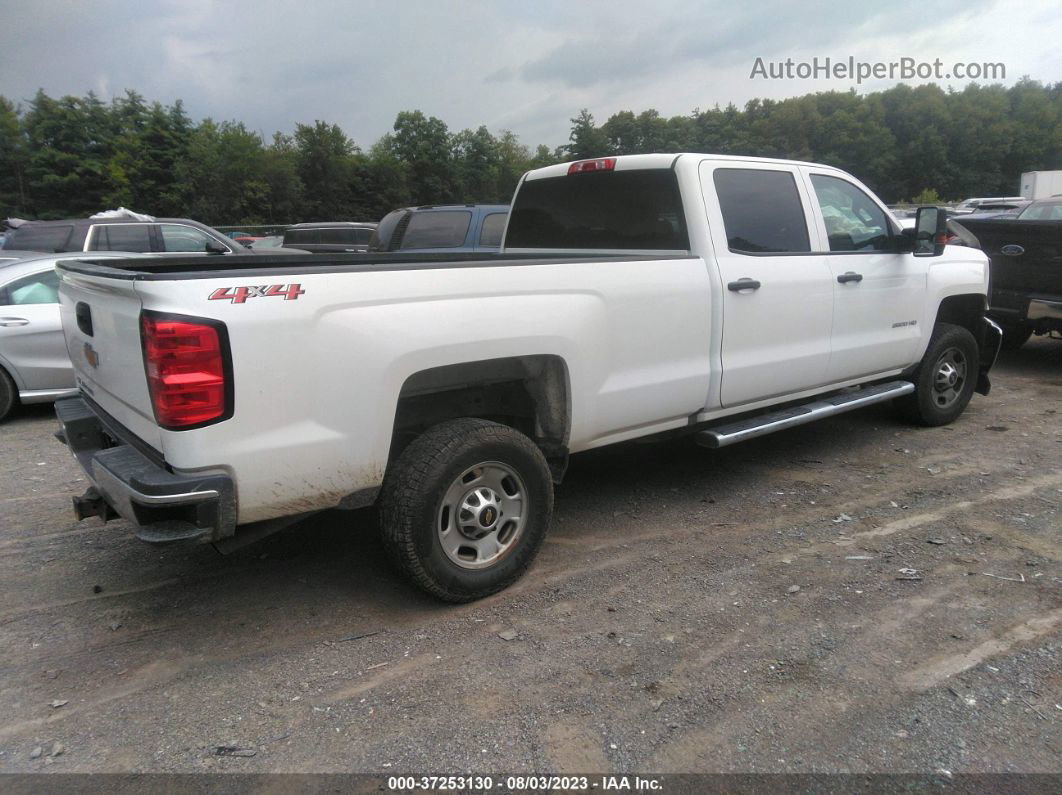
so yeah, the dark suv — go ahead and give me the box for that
[282,222,378,254]
[2,217,252,255]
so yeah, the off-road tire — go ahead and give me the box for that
[378,418,553,602]
[895,322,979,427]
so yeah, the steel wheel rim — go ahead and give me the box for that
[437,461,528,570]
[931,346,967,409]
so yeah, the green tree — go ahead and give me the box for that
[22,90,115,217]
[293,120,357,220]
[566,109,611,159]
[385,110,456,204]
[0,96,28,216]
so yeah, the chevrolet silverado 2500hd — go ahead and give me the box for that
[54,154,1002,601]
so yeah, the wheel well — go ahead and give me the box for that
[391,355,571,481]
[935,294,986,336]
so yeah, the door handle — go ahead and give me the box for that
[727,278,762,292]
[837,272,864,284]
[0,317,29,327]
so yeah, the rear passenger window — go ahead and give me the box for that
[355,228,373,244]
[93,224,153,252]
[713,169,810,254]
[320,228,356,245]
[5,224,73,252]
[285,229,319,245]
[810,174,891,252]
[400,211,472,249]
[478,213,507,247]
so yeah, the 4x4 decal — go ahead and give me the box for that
[208,284,305,303]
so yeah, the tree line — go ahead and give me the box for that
[0,79,1059,225]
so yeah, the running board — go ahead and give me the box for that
[695,380,915,449]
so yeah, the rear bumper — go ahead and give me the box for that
[55,397,236,543]
[1028,298,1062,323]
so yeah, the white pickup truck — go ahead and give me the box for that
[54,153,1002,601]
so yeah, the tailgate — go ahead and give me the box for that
[958,218,1062,297]
[57,267,163,451]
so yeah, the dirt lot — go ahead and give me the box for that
[0,339,1059,776]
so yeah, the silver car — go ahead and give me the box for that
[0,252,144,420]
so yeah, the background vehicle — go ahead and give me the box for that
[248,235,285,250]
[0,250,46,264]
[283,222,377,253]
[368,205,508,253]
[952,198,1062,348]
[1019,170,1062,200]
[954,196,1027,213]
[54,154,999,602]
[3,217,253,255]
[0,252,145,421]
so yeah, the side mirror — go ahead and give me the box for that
[913,206,947,257]
[205,240,229,255]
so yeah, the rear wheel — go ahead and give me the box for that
[895,323,979,427]
[0,367,16,422]
[378,418,553,602]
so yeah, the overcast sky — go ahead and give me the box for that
[1,0,1058,151]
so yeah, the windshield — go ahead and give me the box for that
[1018,202,1062,220]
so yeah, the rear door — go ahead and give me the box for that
[700,162,833,407]
[0,267,71,391]
[802,169,927,381]
[87,223,154,253]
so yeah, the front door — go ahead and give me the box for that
[802,170,927,381]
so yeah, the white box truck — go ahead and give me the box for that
[1020,170,1062,200]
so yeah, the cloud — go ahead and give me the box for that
[0,0,1055,151]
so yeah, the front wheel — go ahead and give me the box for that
[378,418,554,602]
[895,322,979,427]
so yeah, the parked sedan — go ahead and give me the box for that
[0,252,146,421]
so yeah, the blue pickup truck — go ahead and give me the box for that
[368,204,509,253]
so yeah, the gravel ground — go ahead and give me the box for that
[0,338,1059,775]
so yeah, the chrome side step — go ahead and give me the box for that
[695,380,915,449]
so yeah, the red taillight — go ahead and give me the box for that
[567,157,616,175]
[141,313,229,429]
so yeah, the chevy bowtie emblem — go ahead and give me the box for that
[83,342,100,368]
